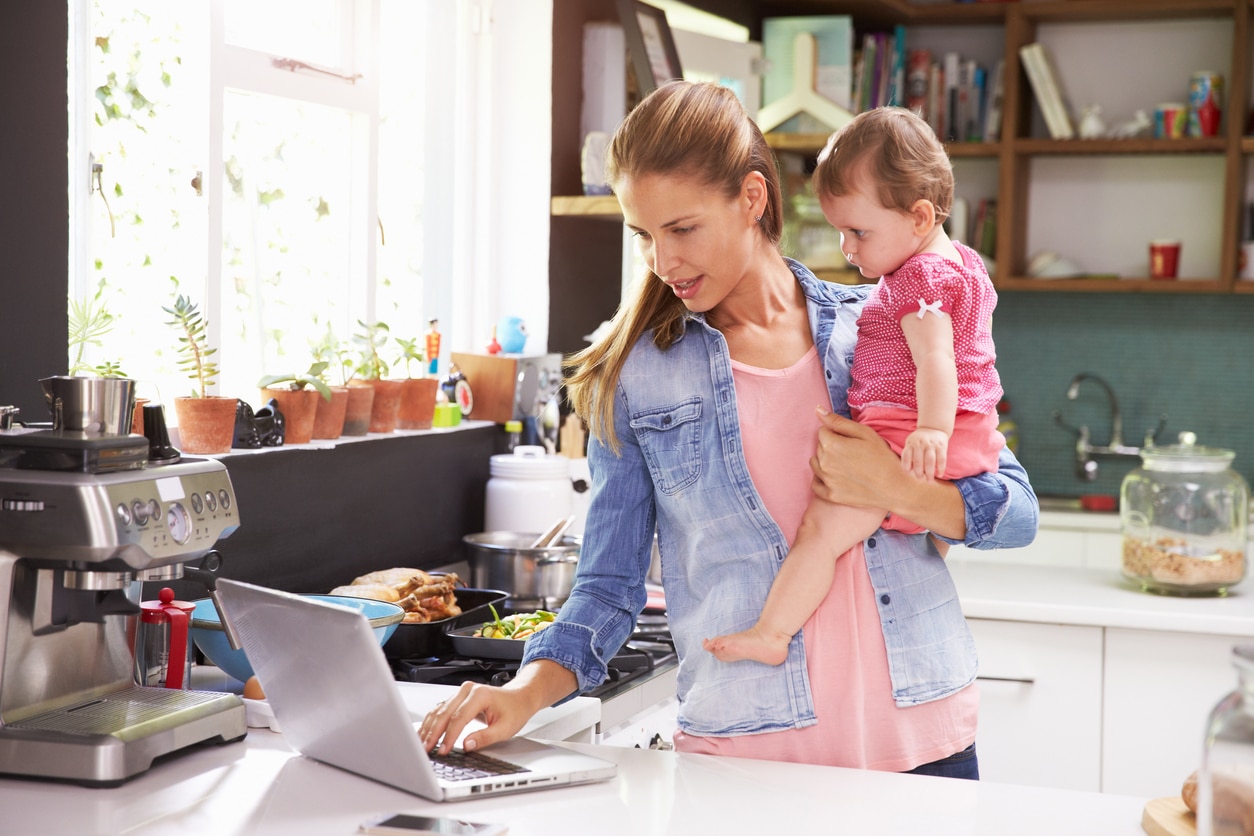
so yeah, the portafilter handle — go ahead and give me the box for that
[182,550,243,651]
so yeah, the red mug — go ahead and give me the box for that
[1149,240,1181,280]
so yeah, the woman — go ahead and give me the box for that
[422,81,1038,778]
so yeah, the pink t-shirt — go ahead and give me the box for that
[849,241,1002,415]
[673,346,978,771]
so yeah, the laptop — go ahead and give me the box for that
[214,578,617,801]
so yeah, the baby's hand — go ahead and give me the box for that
[901,428,950,480]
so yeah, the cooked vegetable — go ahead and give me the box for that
[473,606,556,640]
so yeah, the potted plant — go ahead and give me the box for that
[394,335,438,431]
[308,324,353,439]
[353,320,402,433]
[68,289,146,433]
[163,294,236,454]
[257,362,333,445]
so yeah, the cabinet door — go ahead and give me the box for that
[968,618,1103,791]
[1102,627,1242,798]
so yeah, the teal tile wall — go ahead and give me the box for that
[992,291,1254,499]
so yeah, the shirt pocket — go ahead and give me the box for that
[629,398,702,495]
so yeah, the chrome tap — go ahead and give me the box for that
[1052,372,1166,481]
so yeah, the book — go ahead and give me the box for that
[1019,42,1075,140]
[763,16,854,133]
[906,49,931,116]
[942,52,961,141]
[982,59,1005,142]
[580,22,626,141]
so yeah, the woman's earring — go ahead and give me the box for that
[754,215,762,224]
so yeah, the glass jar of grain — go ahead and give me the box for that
[1121,432,1248,596]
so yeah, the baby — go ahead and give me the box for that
[704,107,1004,665]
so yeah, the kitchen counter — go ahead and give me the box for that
[950,560,1254,636]
[0,683,1152,836]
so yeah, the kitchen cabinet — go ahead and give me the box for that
[967,618,1104,791]
[954,562,1254,799]
[1101,627,1240,798]
[550,0,1254,299]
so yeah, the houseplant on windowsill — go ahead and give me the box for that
[308,324,352,439]
[164,294,236,454]
[394,335,438,431]
[257,362,333,445]
[354,320,402,434]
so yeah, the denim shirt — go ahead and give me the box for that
[524,259,1039,737]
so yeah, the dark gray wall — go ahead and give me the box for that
[2,3,70,416]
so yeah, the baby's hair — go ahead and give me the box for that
[812,107,954,223]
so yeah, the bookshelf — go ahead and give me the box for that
[550,0,1254,302]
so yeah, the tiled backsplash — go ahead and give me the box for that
[992,291,1254,499]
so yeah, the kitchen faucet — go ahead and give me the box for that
[1051,372,1166,481]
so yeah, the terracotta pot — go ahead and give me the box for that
[261,387,322,445]
[397,378,439,430]
[172,396,238,455]
[131,397,150,435]
[366,379,404,433]
[342,383,375,436]
[312,386,349,439]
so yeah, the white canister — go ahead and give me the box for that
[486,446,574,535]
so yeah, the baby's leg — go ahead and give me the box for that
[704,499,885,664]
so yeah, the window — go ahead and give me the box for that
[70,0,552,414]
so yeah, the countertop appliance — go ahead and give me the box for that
[0,427,246,786]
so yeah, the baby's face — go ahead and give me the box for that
[818,185,925,281]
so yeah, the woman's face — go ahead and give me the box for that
[818,172,924,281]
[616,171,756,313]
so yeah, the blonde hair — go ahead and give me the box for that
[565,81,783,453]
[812,107,953,223]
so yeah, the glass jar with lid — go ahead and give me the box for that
[1199,645,1254,836]
[1120,431,1248,596]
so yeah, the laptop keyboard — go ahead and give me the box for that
[429,749,531,782]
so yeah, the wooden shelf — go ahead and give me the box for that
[766,133,999,157]
[998,278,1229,293]
[1012,137,1228,155]
[1242,137,1254,154]
[551,195,621,219]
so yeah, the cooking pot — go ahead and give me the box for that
[463,531,580,609]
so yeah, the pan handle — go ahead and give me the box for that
[183,550,244,652]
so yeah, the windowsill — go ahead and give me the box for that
[174,419,497,458]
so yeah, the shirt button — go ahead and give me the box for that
[825,370,832,379]
[662,416,672,425]
[867,537,876,548]
[880,594,891,605]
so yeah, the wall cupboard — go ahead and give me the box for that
[551,0,1254,297]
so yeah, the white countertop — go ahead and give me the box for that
[0,682,1151,836]
[951,559,1254,636]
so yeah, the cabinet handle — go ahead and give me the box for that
[977,675,1036,685]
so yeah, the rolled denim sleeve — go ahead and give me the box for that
[942,446,1039,549]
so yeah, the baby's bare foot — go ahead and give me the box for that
[703,627,789,665]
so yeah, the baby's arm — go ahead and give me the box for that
[899,309,957,480]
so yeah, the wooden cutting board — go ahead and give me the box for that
[1142,796,1196,836]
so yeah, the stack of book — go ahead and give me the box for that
[1018,42,1075,139]
[904,48,1003,143]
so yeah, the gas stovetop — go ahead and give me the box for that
[390,616,676,702]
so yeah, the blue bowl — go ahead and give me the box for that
[190,593,405,683]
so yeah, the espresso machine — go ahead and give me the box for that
[0,377,246,786]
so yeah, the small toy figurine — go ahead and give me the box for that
[497,316,527,354]
[1108,109,1151,139]
[486,325,501,355]
[1078,105,1106,139]
[425,319,441,376]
